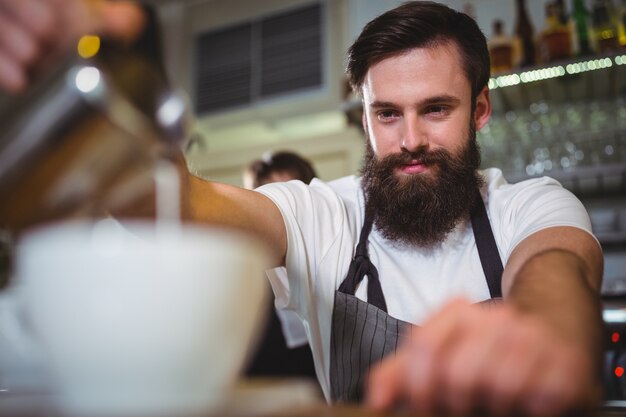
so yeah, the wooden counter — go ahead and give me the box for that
[1,378,624,417]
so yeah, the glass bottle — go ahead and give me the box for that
[489,19,515,73]
[555,0,569,25]
[591,0,619,53]
[618,0,626,48]
[515,0,537,67]
[571,0,594,56]
[540,1,572,63]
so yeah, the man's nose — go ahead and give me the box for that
[400,115,428,152]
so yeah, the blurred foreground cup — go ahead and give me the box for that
[7,219,271,417]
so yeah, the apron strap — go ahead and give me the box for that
[470,190,504,298]
[338,211,388,312]
[338,189,504,310]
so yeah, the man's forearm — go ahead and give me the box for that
[508,249,604,375]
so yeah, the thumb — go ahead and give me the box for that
[92,1,146,44]
[365,350,409,410]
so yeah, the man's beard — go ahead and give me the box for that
[361,126,483,248]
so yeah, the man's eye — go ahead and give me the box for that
[427,105,448,115]
[377,111,398,121]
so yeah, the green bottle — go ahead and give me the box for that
[572,0,594,56]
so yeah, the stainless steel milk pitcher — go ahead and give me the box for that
[0,47,189,232]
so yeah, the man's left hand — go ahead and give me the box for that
[366,298,601,416]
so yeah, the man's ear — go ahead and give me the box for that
[473,86,491,131]
[362,107,368,132]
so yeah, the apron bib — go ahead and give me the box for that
[329,190,503,402]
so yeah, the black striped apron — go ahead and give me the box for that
[329,190,504,402]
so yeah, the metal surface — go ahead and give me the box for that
[0,48,189,233]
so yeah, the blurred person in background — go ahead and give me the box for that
[243,151,317,190]
[243,151,318,385]
[0,1,605,416]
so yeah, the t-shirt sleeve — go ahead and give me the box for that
[491,176,595,261]
[256,179,348,316]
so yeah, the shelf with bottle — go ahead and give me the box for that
[479,106,626,243]
[486,51,626,119]
[479,108,625,179]
[478,52,626,199]
[488,0,626,76]
[538,0,572,64]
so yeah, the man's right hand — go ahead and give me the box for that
[0,0,145,93]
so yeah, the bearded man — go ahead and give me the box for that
[0,0,602,415]
[186,2,604,415]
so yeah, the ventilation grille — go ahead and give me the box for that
[194,3,323,115]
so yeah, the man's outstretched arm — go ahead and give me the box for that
[366,226,604,416]
[185,172,288,267]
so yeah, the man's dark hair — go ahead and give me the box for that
[247,151,318,188]
[346,1,490,101]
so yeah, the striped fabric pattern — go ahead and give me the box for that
[330,292,413,402]
[328,190,503,403]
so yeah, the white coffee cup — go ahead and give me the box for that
[6,218,271,416]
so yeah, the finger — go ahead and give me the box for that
[486,325,548,416]
[405,298,473,412]
[365,349,410,410]
[0,50,27,93]
[56,1,147,46]
[96,1,146,43]
[525,358,575,417]
[0,0,56,38]
[0,11,40,66]
[53,0,102,45]
[524,349,593,417]
[439,312,508,414]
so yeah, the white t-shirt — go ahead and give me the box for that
[266,267,309,348]
[257,168,594,400]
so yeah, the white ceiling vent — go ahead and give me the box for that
[194,3,323,115]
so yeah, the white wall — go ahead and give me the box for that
[185,127,365,186]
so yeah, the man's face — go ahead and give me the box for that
[359,43,491,247]
[361,43,488,171]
